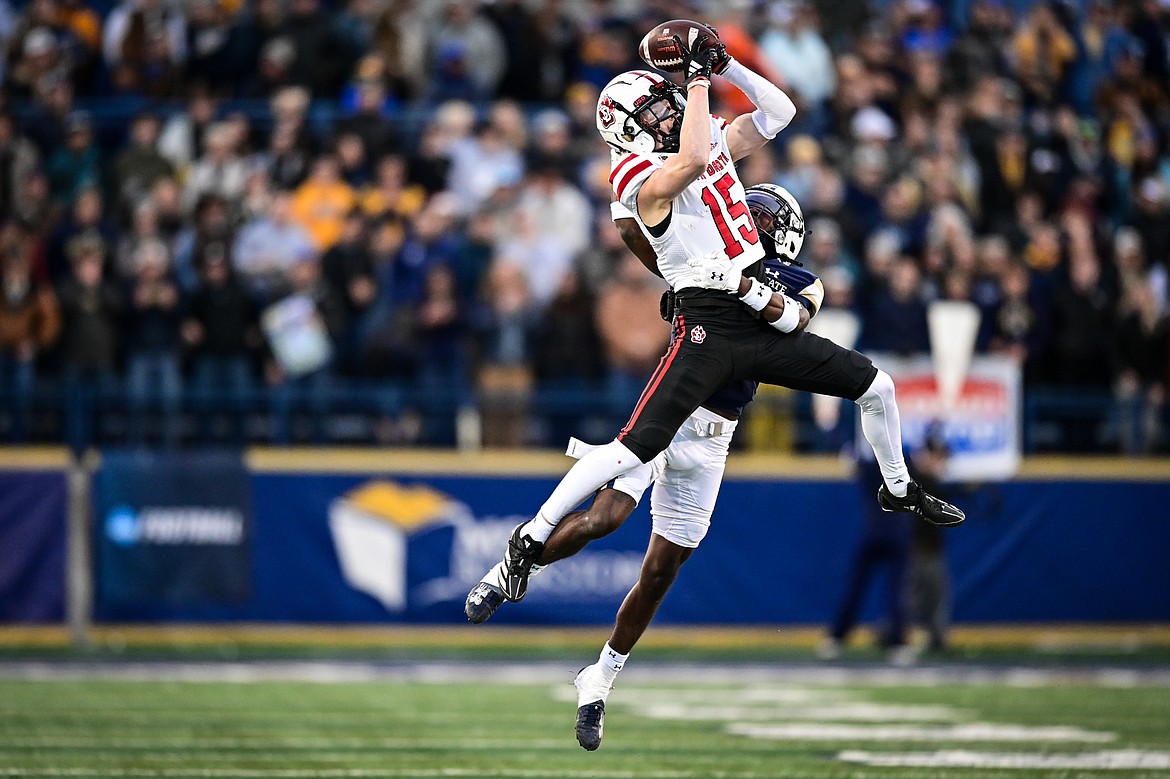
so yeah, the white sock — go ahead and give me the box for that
[855,370,910,497]
[520,440,642,543]
[481,561,506,589]
[597,642,628,686]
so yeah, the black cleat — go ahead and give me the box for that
[878,480,965,526]
[464,582,506,624]
[575,701,605,751]
[500,523,544,601]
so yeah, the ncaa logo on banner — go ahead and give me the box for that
[690,325,706,344]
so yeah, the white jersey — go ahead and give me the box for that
[610,115,765,291]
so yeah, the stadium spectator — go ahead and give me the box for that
[0,113,39,222]
[112,112,173,213]
[57,232,121,392]
[232,190,315,302]
[593,254,669,419]
[759,2,835,133]
[1114,280,1168,455]
[0,239,59,440]
[47,110,100,204]
[102,0,187,97]
[123,237,181,445]
[157,87,220,173]
[183,244,257,442]
[361,154,425,220]
[291,155,357,251]
[427,0,507,101]
[182,121,247,213]
[475,259,537,448]
[47,188,114,283]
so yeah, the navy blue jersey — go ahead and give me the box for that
[702,259,821,416]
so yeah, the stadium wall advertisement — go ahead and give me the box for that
[83,454,1170,625]
[0,470,67,622]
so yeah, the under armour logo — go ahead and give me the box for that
[711,272,725,282]
[690,325,706,344]
[894,478,905,483]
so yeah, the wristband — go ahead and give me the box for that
[769,295,801,333]
[739,277,771,312]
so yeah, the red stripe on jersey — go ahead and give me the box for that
[609,153,639,184]
[618,316,684,442]
[615,159,653,201]
[714,115,729,129]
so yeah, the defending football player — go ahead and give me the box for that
[477,29,963,669]
[468,185,874,750]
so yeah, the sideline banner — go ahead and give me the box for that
[0,471,67,622]
[864,354,1022,481]
[92,464,1170,624]
[94,451,251,619]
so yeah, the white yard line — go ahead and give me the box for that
[728,722,1115,742]
[837,749,1170,769]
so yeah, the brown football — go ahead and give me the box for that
[637,19,719,74]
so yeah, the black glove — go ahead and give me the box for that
[659,289,676,322]
[705,26,732,74]
[679,35,716,88]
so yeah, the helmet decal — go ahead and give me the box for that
[598,96,616,128]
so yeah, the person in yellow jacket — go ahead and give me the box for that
[290,155,357,251]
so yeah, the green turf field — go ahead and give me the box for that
[1,665,1169,778]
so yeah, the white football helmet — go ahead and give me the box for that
[596,70,686,155]
[745,183,806,261]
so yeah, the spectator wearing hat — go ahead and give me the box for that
[6,25,71,99]
[0,240,60,440]
[57,232,121,450]
[427,0,506,101]
[47,110,100,204]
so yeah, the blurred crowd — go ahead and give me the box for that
[0,0,1167,452]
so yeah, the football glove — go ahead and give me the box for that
[705,26,732,74]
[687,251,739,292]
[680,35,717,88]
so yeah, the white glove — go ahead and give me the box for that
[687,251,738,292]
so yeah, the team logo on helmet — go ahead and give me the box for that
[598,96,616,128]
[690,325,707,344]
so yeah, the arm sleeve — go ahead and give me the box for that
[719,59,796,139]
[610,152,660,216]
[610,200,634,222]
